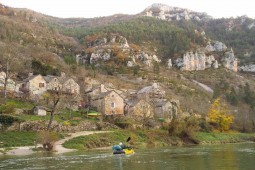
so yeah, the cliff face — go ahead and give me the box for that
[174,50,237,72]
[141,3,212,21]
[75,34,161,68]
[182,51,217,71]
[222,49,238,72]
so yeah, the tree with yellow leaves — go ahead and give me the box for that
[208,98,234,131]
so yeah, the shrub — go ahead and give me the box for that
[0,114,20,130]
[208,98,234,131]
[113,116,133,129]
[62,121,71,126]
[168,116,200,143]
[37,131,59,151]
[0,102,16,114]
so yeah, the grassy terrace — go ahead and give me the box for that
[0,131,37,148]
[194,132,255,144]
[63,129,171,150]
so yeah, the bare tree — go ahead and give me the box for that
[47,93,60,130]
[0,52,18,103]
[44,76,79,130]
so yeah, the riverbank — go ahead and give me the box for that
[0,131,111,156]
[0,130,254,156]
[62,130,255,150]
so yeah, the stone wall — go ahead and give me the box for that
[8,120,119,132]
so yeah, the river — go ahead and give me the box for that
[0,143,254,170]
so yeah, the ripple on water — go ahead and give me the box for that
[238,148,255,154]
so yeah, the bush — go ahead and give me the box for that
[37,131,59,151]
[168,116,200,143]
[0,102,16,114]
[208,98,233,131]
[0,114,20,130]
[199,118,212,132]
[113,116,133,129]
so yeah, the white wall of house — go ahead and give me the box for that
[29,75,47,95]
[34,108,47,116]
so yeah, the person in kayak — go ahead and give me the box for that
[112,142,130,153]
[112,142,125,151]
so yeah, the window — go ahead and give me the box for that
[39,83,44,88]
[111,102,115,108]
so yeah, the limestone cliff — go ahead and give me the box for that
[76,34,161,67]
[174,49,237,72]
[141,3,212,22]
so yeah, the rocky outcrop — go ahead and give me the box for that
[142,3,212,22]
[86,34,129,49]
[174,48,237,72]
[76,34,160,67]
[248,22,255,29]
[175,51,216,71]
[239,64,255,72]
[205,41,227,52]
[222,48,238,72]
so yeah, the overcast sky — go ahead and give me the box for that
[0,0,254,19]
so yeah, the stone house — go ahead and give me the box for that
[60,77,80,95]
[85,84,109,105]
[44,75,61,92]
[19,74,47,96]
[137,83,165,101]
[91,90,124,116]
[34,106,47,116]
[155,100,178,122]
[125,98,153,119]
[44,75,80,96]
[44,74,81,111]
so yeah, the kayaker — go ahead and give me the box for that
[112,142,124,151]
[112,139,134,154]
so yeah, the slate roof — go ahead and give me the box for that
[23,75,44,82]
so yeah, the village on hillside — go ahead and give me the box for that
[0,71,181,128]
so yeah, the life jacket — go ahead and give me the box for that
[112,145,122,151]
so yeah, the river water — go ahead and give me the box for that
[0,143,254,170]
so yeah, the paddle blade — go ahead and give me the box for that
[126,137,131,142]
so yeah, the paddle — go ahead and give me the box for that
[126,137,137,149]
[126,137,131,142]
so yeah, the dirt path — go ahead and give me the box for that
[0,131,111,156]
[54,131,110,154]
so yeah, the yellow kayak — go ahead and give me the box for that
[123,148,135,155]
[113,148,135,155]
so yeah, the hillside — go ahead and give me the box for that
[0,3,255,131]
[0,3,83,78]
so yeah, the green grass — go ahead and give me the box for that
[194,132,255,143]
[16,109,86,124]
[0,131,38,147]
[6,99,35,109]
[63,129,170,150]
